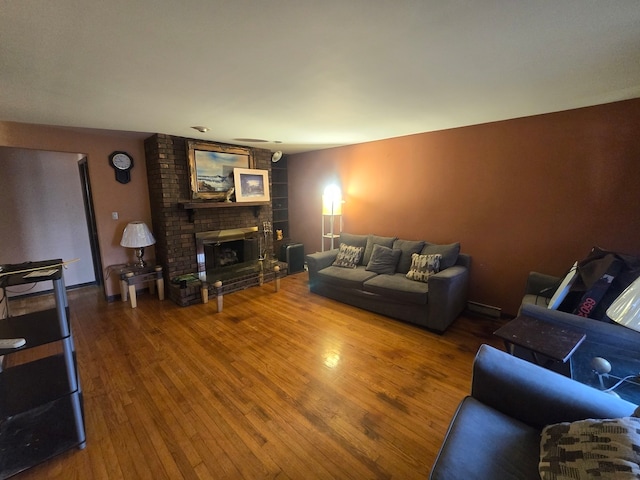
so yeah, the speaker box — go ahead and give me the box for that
[280,243,305,273]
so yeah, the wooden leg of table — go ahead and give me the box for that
[155,266,164,300]
[128,284,137,308]
[201,283,209,304]
[156,277,164,301]
[214,280,223,312]
[274,265,280,292]
[120,279,128,302]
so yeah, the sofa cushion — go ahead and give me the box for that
[421,242,460,270]
[339,232,369,249]
[406,253,441,283]
[393,239,426,274]
[539,417,640,480]
[363,273,429,304]
[365,244,401,275]
[332,243,364,269]
[363,234,397,266]
[317,265,378,290]
[430,397,542,480]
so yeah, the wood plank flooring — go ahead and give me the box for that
[7,272,506,479]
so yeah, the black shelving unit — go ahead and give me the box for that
[0,260,86,479]
[271,155,289,242]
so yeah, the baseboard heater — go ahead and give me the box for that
[466,301,502,318]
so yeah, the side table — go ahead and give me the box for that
[119,264,164,308]
[494,314,586,377]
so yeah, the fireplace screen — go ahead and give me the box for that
[196,227,260,278]
[204,239,258,270]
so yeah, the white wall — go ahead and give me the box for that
[0,147,96,296]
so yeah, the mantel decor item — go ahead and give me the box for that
[233,168,270,203]
[120,221,156,267]
[187,140,254,200]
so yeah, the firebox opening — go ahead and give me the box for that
[205,238,259,270]
[196,227,260,280]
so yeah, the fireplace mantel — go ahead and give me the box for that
[179,200,269,222]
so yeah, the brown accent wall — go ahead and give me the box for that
[287,99,640,316]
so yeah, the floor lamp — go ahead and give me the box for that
[322,185,342,251]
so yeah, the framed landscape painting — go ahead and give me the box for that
[187,140,254,199]
[233,168,270,203]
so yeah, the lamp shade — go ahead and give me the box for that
[606,276,640,332]
[120,221,156,248]
[322,185,342,215]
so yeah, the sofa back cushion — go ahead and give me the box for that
[393,239,426,274]
[363,235,397,265]
[421,242,460,270]
[339,232,368,249]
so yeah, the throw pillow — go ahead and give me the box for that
[365,244,402,275]
[363,234,397,266]
[421,242,460,270]
[539,417,640,480]
[332,243,364,269]
[406,253,441,283]
[393,239,426,274]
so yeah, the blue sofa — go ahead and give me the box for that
[430,344,637,479]
[306,233,470,332]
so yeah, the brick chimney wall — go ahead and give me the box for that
[144,133,273,284]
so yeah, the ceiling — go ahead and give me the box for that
[2,1,639,154]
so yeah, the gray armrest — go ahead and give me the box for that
[524,271,560,297]
[306,250,338,277]
[427,265,469,332]
[472,345,636,429]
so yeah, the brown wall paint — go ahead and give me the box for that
[288,99,640,316]
[0,121,151,298]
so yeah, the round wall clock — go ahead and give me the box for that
[109,151,134,184]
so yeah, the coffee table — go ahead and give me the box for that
[494,314,586,376]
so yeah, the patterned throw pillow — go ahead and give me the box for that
[406,253,441,282]
[539,417,640,479]
[332,244,364,269]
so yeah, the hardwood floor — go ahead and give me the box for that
[7,273,506,479]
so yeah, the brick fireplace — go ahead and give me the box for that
[144,134,274,305]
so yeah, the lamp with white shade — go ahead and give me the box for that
[120,221,156,267]
[321,185,343,251]
[606,276,640,332]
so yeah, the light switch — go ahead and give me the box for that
[112,212,119,220]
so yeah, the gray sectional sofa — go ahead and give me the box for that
[306,232,470,333]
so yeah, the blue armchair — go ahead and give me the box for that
[429,344,636,479]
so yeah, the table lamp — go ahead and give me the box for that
[120,221,156,267]
[606,276,640,332]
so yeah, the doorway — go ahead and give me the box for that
[78,157,104,286]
